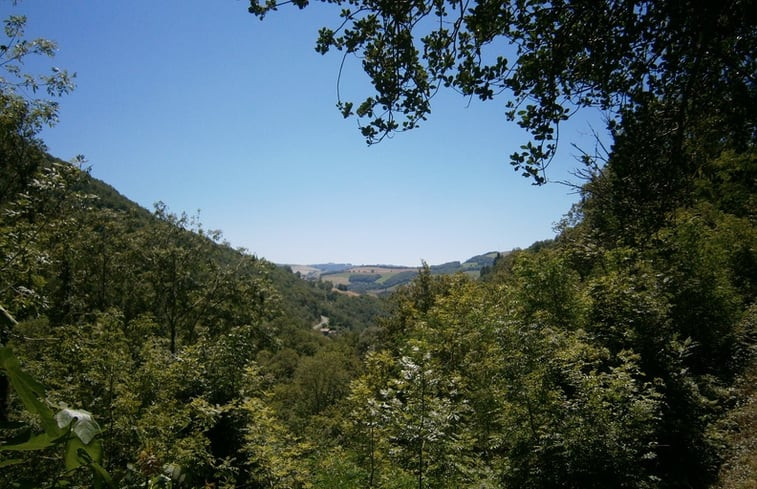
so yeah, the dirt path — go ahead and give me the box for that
[312,315,329,330]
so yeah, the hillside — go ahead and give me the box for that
[33,159,389,335]
[4,151,754,488]
[3,151,754,489]
[287,251,503,294]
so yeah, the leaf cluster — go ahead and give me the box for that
[249,0,755,183]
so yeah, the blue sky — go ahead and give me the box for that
[11,1,607,265]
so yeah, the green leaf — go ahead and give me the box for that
[63,436,86,470]
[0,432,54,451]
[89,460,116,489]
[82,438,102,465]
[0,347,59,436]
[0,457,24,467]
[64,437,102,470]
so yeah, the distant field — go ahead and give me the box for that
[290,265,321,278]
[289,251,503,295]
[348,266,416,274]
[376,270,414,284]
[321,272,351,286]
[320,266,420,293]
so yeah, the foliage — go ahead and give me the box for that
[0,14,75,203]
[0,2,753,487]
[249,0,755,183]
[713,355,757,489]
[0,153,388,485]
[0,346,112,488]
[348,273,381,284]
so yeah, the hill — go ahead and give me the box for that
[13,158,388,335]
[287,251,503,295]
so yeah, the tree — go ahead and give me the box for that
[1,14,75,203]
[344,350,394,488]
[1,10,76,424]
[240,368,314,489]
[248,0,755,183]
[134,203,279,354]
[387,338,475,489]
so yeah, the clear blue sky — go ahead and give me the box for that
[11,0,607,266]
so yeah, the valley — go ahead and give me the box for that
[1,2,753,487]
[287,251,502,294]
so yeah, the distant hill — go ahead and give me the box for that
[75,173,501,297]
[286,251,504,295]
[311,263,353,273]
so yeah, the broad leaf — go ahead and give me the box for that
[0,347,58,436]
[89,459,116,488]
[64,437,102,470]
[55,408,100,445]
[0,432,54,451]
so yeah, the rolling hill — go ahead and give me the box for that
[285,251,504,295]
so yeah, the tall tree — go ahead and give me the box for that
[248,0,755,183]
[0,14,75,203]
[0,10,75,422]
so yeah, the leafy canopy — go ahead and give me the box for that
[249,0,755,183]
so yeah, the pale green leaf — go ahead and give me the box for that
[55,408,100,445]
[0,432,53,452]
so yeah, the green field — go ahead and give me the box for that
[320,266,419,294]
[311,252,501,294]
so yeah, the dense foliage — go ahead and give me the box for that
[1,2,755,488]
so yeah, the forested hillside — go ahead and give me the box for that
[2,1,756,488]
[0,153,388,485]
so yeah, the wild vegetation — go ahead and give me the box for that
[1,1,755,488]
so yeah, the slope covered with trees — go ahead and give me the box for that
[1,2,755,488]
[0,157,388,487]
